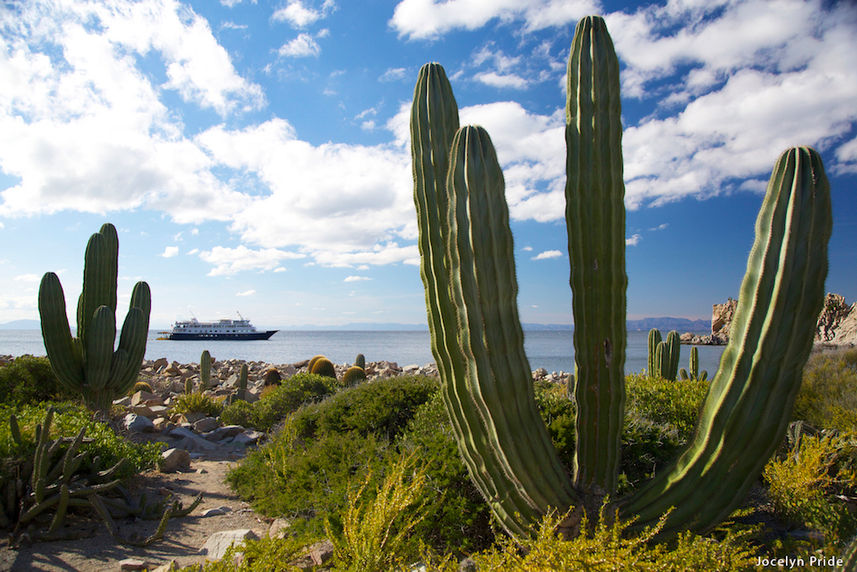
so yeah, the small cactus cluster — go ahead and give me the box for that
[1,409,200,544]
[38,223,151,412]
[647,329,681,381]
[679,346,709,381]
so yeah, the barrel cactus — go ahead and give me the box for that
[310,357,337,380]
[342,365,367,386]
[410,15,831,539]
[354,353,366,370]
[39,223,151,412]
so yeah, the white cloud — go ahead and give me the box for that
[279,33,321,57]
[389,0,599,40]
[236,289,256,296]
[161,246,179,258]
[522,246,533,251]
[13,273,40,283]
[344,275,371,282]
[474,71,528,90]
[533,249,562,260]
[199,245,305,276]
[187,248,199,255]
[273,1,336,28]
[379,68,408,82]
[0,0,260,221]
[626,234,641,246]
[196,119,417,266]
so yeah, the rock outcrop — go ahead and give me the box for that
[685,293,856,346]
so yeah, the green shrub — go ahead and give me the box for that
[220,399,255,428]
[220,373,338,432]
[0,355,75,406]
[624,373,708,439]
[794,350,857,432]
[326,452,428,572]
[764,432,857,544]
[171,392,223,418]
[462,507,757,571]
[0,402,161,482]
[292,375,438,440]
[227,418,392,538]
[183,535,309,571]
[531,378,692,496]
[399,390,494,555]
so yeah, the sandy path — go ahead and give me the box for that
[0,457,271,571]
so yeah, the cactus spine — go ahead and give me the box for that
[411,15,831,539]
[39,223,151,412]
[200,350,211,391]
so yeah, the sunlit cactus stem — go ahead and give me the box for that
[689,346,699,380]
[621,146,832,534]
[39,223,151,412]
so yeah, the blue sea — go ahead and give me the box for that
[0,329,726,377]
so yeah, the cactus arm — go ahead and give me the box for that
[85,306,116,392]
[621,146,832,534]
[444,126,578,536]
[39,273,85,389]
[647,329,661,376]
[411,63,507,523]
[665,331,680,381]
[565,15,627,503]
[77,225,119,346]
[112,282,151,393]
[689,346,699,380]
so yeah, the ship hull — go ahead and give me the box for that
[167,330,278,341]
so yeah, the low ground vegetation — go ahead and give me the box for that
[2,348,857,569]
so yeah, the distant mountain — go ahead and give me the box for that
[277,322,430,331]
[0,319,40,330]
[626,317,709,332]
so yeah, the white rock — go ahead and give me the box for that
[199,529,259,561]
[122,413,154,433]
[160,448,191,473]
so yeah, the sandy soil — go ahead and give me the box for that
[0,455,271,571]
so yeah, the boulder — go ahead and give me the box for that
[160,448,191,473]
[119,559,148,571]
[192,416,220,434]
[122,413,154,433]
[199,529,259,561]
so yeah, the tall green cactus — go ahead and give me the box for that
[651,330,681,381]
[39,224,151,412]
[410,15,832,539]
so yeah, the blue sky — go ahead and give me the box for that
[0,0,855,329]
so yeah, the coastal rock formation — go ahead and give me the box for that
[711,298,737,340]
[686,293,856,346]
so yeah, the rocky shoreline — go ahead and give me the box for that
[680,293,857,347]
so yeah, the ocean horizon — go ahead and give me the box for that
[1,328,726,377]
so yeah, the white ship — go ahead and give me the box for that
[162,315,277,341]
